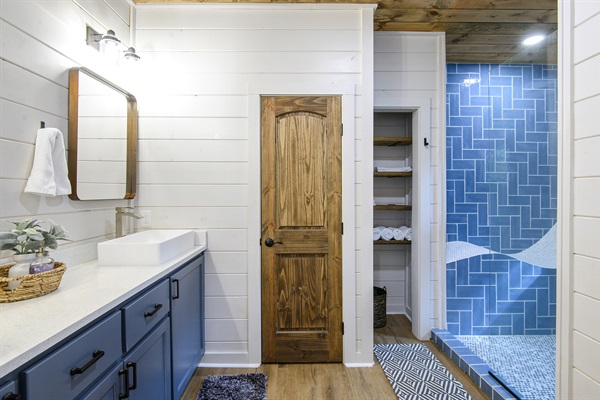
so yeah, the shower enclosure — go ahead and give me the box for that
[440,32,558,400]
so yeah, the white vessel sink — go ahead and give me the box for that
[98,230,196,266]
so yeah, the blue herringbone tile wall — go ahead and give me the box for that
[446,254,556,336]
[446,64,557,253]
[446,64,557,336]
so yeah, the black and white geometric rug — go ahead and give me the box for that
[197,373,267,400]
[374,343,473,400]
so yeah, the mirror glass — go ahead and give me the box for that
[68,67,137,200]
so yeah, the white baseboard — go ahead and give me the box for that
[386,304,406,314]
[344,362,375,368]
[198,363,261,368]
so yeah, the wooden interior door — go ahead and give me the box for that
[261,96,342,363]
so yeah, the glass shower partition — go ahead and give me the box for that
[445,31,558,400]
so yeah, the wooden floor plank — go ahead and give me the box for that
[181,315,489,399]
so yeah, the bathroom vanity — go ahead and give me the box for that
[0,246,205,400]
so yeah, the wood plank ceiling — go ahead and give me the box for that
[134,0,558,64]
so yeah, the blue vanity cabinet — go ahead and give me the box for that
[170,254,205,400]
[3,252,205,400]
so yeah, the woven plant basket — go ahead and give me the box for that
[0,262,66,303]
[374,286,387,328]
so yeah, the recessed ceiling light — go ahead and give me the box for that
[523,35,545,46]
[462,78,480,87]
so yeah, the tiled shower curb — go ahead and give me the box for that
[431,329,523,400]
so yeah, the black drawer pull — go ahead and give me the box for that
[70,349,105,375]
[126,361,138,390]
[2,393,22,400]
[172,279,180,300]
[119,367,129,399]
[143,303,163,317]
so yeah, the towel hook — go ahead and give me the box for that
[40,121,46,128]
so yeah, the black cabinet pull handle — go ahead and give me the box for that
[143,303,163,317]
[126,361,138,390]
[118,368,130,399]
[2,393,22,400]
[70,349,105,375]
[172,279,180,300]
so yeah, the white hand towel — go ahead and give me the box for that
[392,228,404,241]
[380,227,394,241]
[25,128,72,197]
[399,226,412,241]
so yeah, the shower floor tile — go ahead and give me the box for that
[456,335,555,400]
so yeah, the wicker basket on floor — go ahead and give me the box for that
[0,262,66,303]
[374,286,387,328]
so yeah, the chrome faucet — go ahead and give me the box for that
[115,207,142,238]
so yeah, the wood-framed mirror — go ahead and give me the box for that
[68,67,137,200]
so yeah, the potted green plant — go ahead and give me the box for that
[1,219,69,290]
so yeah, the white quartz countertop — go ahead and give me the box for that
[0,245,206,378]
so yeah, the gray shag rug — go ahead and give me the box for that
[197,373,267,400]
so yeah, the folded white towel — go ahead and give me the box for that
[392,228,404,241]
[25,128,72,197]
[399,226,412,241]
[373,226,385,241]
[373,228,381,241]
[380,227,394,241]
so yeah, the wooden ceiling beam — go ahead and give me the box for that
[377,0,453,10]
[448,0,557,11]
[432,22,556,35]
[439,9,556,24]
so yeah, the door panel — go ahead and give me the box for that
[261,96,342,363]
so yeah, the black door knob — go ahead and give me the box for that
[264,238,283,247]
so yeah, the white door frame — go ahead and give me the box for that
[374,95,432,340]
[247,84,361,365]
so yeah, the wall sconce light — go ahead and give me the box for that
[99,29,121,47]
[86,26,141,62]
[123,47,141,62]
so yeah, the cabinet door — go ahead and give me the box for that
[0,380,19,400]
[171,254,205,399]
[78,364,122,400]
[123,319,171,400]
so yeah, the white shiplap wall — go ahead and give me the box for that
[134,4,375,366]
[373,32,446,339]
[0,1,134,266]
[558,1,600,397]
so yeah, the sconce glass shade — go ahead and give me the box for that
[123,47,141,62]
[100,30,121,47]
